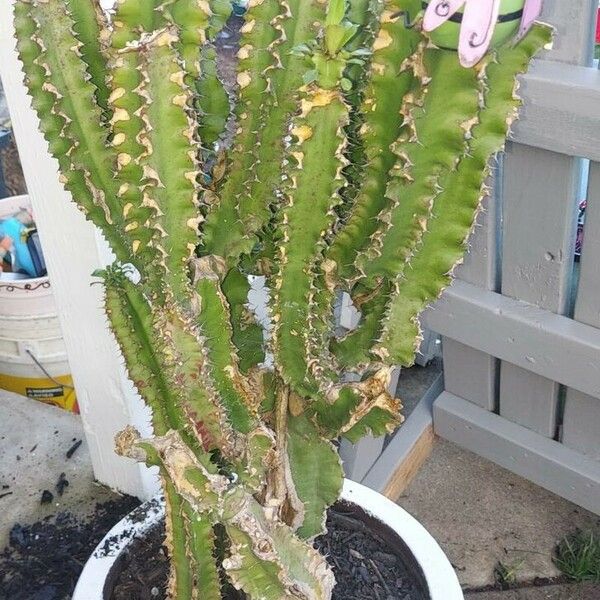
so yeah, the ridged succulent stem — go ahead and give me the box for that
[15,0,551,596]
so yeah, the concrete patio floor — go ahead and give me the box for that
[465,583,600,599]
[0,389,120,550]
[1,387,599,599]
[398,438,600,591]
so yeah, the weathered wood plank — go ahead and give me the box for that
[443,339,498,411]
[563,160,600,459]
[499,143,579,437]
[340,436,386,483]
[539,0,598,66]
[434,391,600,515]
[422,281,600,400]
[496,0,594,438]
[512,61,600,162]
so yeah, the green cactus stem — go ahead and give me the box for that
[375,23,554,366]
[15,0,551,596]
[327,0,423,280]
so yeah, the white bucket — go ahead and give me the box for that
[0,195,78,411]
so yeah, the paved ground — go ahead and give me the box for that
[465,583,600,599]
[0,390,120,550]
[397,438,600,590]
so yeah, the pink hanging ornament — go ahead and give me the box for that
[422,0,544,68]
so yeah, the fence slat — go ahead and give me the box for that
[499,144,579,437]
[512,61,600,162]
[563,160,600,459]
[424,280,600,399]
[540,0,598,66]
[442,191,499,411]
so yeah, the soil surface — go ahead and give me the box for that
[0,495,139,600]
[111,502,427,600]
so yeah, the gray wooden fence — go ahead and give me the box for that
[424,0,600,516]
[340,1,600,514]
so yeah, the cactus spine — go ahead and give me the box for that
[14,0,550,597]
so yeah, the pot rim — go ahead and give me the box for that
[73,479,462,600]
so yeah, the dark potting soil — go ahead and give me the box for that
[0,495,139,600]
[110,501,428,600]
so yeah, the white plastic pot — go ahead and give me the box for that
[74,479,463,600]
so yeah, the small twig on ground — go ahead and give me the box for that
[66,439,82,459]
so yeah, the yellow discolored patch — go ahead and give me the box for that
[371,61,386,76]
[117,153,132,167]
[198,0,211,13]
[108,87,126,104]
[142,165,162,184]
[184,171,198,185]
[373,29,393,51]
[237,44,253,60]
[41,81,60,96]
[112,133,126,147]
[142,193,163,214]
[290,151,304,169]
[237,71,252,89]
[125,221,139,232]
[172,93,188,107]
[380,10,396,24]
[169,71,185,87]
[155,30,178,47]
[111,108,130,124]
[300,88,338,117]
[240,19,256,34]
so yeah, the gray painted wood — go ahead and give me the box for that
[496,0,594,437]
[563,161,600,458]
[338,367,401,481]
[340,436,385,483]
[442,192,500,411]
[423,280,600,400]
[501,145,579,316]
[540,0,598,66]
[499,143,579,437]
[512,61,600,162]
[362,374,443,493]
[443,339,498,411]
[415,329,440,367]
[562,393,600,462]
[434,391,600,515]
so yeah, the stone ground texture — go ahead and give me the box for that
[0,390,119,550]
[465,583,600,599]
[398,438,600,589]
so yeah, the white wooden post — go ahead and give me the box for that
[0,0,158,499]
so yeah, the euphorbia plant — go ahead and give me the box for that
[14,0,550,597]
